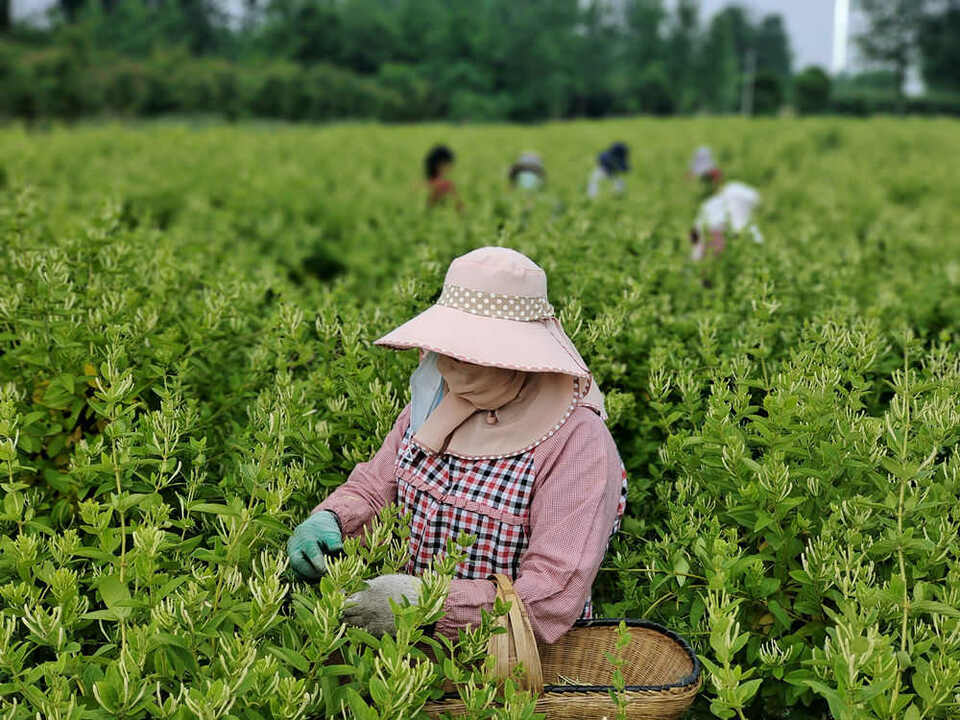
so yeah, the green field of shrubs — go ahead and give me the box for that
[1,117,959,719]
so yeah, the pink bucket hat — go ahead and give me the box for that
[375,247,591,378]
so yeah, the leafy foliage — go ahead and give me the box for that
[794,67,832,115]
[1,117,960,720]
[918,3,960,92]
[3,0,796,121]
[856,0,929,103]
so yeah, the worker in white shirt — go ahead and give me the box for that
[690,181,763,263]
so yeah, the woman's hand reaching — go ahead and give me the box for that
[286,510,343,580]
[343,574,423,635]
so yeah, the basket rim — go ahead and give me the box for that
[429,617,701,702]
[542,617,701,693]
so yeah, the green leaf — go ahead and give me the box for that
[690,595,706,628]
[801,679,850,719]
[266,645,310,673]
[708,700,736,719]
[368,675,389,708]
[98,574,132,620]
[673,553,690,587]
[254,515,291,536]
[725,506,758,529]
[911,600,960,618]
[698,655,721,676]
[21,410,47,426]
[737,677,763,704]
[343,687,377,720]
[155,575,189,598]
[73,547,119,563]
[116,493,153,512]
[188,503,240,516]
[147,633,190,651]
[912,670,934,704]
[42,468,76,494]
[162,645,199,674]
[767,599,792,629]
[40,376,77,409]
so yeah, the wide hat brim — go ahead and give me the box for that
[375,304,590,378]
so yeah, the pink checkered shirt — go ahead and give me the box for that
[318,404,627,644]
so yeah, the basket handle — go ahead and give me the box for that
[488,574,544,693]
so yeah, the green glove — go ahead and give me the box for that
[287,510,343,580]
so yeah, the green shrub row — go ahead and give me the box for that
[4,42,960,123]
[0,43,407,122]
[829,89,960,117]
[1,118,959,719]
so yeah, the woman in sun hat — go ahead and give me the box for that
[287,247,627,643]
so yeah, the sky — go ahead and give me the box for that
[12,0,843,73]
[693,0,838,72]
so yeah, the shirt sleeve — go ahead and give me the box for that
[436,408,623,644]
[314,406,410,537]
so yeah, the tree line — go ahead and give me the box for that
[854,0,960,105]
[1,0,959,122]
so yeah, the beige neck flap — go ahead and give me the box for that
[413,357,579,460]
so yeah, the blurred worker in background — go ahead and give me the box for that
[688,145,723,195]
[509,152,546,191]
[690,181,763,263]
[587,142,629,198]
[425,144,461,209]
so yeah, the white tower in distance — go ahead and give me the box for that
[831,0,850,75]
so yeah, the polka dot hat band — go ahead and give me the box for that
[437,283,555,321]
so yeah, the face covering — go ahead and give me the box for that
[516,170,543,191]
[437,356,526,409]
[409,351,445,434]
[413,356,526,454]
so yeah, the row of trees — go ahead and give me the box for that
[4,0,794,120]
[2,0,960,121]
[857,0,960,103]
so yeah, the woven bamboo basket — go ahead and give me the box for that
[424,575,701,719]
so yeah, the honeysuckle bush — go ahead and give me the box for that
[0,117,959,719]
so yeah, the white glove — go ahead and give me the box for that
[343,574,423,636]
